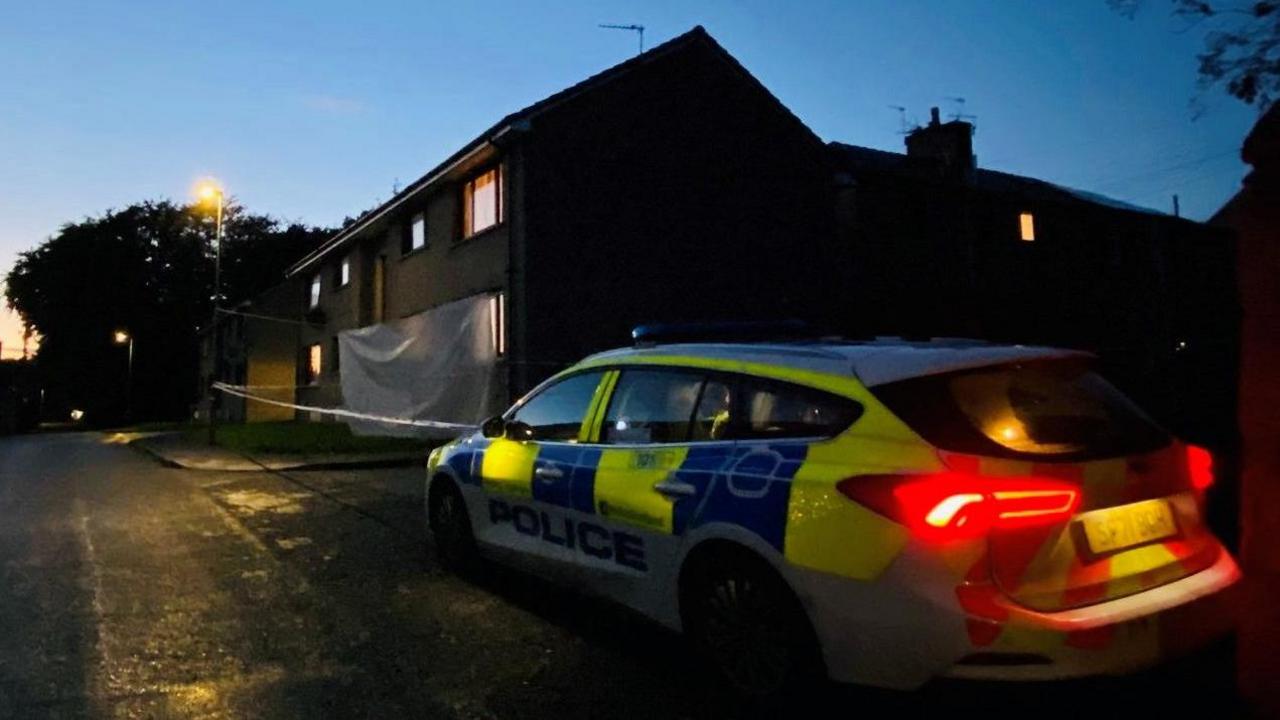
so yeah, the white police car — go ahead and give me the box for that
[425,326,1239,695]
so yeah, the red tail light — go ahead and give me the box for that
[838,473,1082,542]
[1186,445,1214,491]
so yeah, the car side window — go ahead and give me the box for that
[602,369,704,444]
[508,371,605,442]
[690,377,734,441]
[736,378,862,440]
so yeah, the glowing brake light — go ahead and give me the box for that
[837,473,1082,542]
[1186,445,1214,491]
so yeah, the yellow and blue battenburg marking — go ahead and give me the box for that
[453,436,810,556]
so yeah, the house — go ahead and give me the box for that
[198,279,302,423]
[280,26,838,427]
[1210,101,1279,712]
[827,109,1239,450]
[218,25,1236,452]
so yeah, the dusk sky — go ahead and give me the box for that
[0,0,1262,356]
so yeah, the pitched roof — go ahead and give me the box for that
[288,25,816,276]
[829,142,1168,218]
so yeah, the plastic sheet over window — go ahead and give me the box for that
[338,292,505,438]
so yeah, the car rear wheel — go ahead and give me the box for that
[682,548,822,697]
[428,480,479,574]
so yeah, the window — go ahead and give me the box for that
[691,377,734,441]
[603,370,705,444]
[488,292,506,357]
[309,274,321,309]
[410,213,426,251]
[1019,212,1036,242]
[508,371,605,442]
[736,378,862,440]
[869,359,1169,460]
[305,343,322,385]
[462,165,502,238]
[337,256,351,287]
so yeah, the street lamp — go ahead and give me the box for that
[114,329,134,421]
[196,179,225,444]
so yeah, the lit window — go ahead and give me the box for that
[411,213,426,250]
[309,274,321,308]
[1019,212,1036,242]
[306,343,322,384]
[338,256,351,287]
[489,292,506,357]
[463,166,502,238]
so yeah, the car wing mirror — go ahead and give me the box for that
[504,420,535,441]
[480,415,506,439]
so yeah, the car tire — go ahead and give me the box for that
[681,547,823,698]
[428,480,479,574]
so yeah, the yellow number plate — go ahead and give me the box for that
[1078,499,1179,556]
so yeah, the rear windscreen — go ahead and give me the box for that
[870,360,1169,461]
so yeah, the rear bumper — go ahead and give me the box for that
[794,543,1240,689]
[941,547,1242,681]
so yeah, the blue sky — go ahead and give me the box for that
[0,0,1262,354]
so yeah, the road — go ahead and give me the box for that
[0,432,1242,719]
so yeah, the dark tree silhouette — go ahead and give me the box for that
[4,201,332,424]
[1112,0,1280,108]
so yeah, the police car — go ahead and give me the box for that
[425,324,1240,694]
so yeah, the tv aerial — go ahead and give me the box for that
[599,23,645,54]
[944,96,977,123]
[888,105,912,134]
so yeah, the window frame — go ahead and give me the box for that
[308,274,321,309]
[336,256,351,288]
[460,164,503,240]
[1019,212,1036,242]
[502,368,609,444]
[304,343,323,385]
[730,374,865,442]
[583,365,863,446]
[409,212,427,252]
[597,366,714,446]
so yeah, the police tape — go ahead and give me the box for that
[210,382,478,431]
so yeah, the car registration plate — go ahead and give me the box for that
[1078,499,1179,556]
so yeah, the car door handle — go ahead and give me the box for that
[534,466,564,481]
[653,479,697,498]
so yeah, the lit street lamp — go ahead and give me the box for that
[114,329,133,421]
[196,179,225,445]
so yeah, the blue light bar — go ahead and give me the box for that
[631,320,821,346]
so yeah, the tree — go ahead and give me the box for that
[4,201,332,425]
[1112,1,1280,108]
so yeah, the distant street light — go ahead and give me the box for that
[195,179,225,445]
[114,329,134,421]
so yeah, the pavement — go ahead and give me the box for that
[0,432,1249,719]
[120,431,426,472]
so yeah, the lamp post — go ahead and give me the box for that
[197,180,225,445]
[113,329,133,421]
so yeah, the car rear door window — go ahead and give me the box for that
[602,369,704,444]
[508,371,605,442]
[736,378,862,440]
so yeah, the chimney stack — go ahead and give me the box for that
[905,106,976,182]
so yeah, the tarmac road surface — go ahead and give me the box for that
[0,432,1240,718]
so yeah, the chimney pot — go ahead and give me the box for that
[930,107,941,126]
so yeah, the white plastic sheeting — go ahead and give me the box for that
[338,292,505,438]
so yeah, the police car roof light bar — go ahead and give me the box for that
[631,320,824,346]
